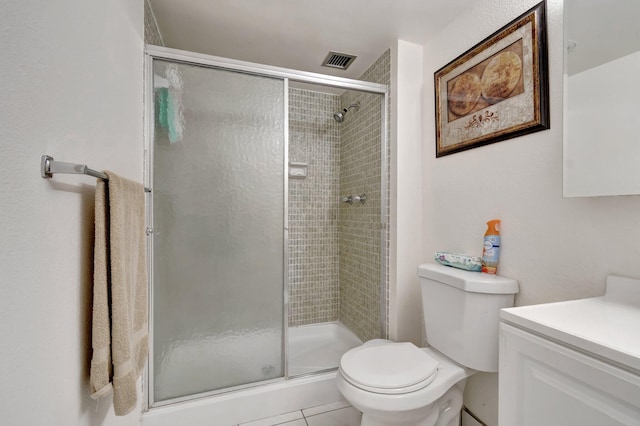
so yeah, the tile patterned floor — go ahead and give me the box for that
[237,400,362,426]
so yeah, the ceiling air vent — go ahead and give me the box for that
[322,51,357,70]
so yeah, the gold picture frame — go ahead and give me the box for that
[434,1,549,157]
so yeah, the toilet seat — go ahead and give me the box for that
[339,342,439,394]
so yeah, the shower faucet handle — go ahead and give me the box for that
[352,194,367,204]
[341,194,367,205]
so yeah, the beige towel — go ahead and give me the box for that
[90,172,148,416]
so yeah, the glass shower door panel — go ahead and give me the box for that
[152,59,285,402]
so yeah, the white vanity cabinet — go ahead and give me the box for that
[498,275,640,426]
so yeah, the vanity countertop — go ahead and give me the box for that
[500,275,640,374]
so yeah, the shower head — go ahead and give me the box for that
[333,101,361,122]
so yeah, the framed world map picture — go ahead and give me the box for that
[434,1,549,157]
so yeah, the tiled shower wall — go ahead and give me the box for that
[288,88,341,326]
[339,49,391,342]
[144,0,164,46]
[287,50,390,339]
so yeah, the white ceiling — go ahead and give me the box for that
[148,0,472,80]
[566,0,640,76]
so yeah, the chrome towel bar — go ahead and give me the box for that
[41,155,151,192]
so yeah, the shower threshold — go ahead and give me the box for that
[288,321,362,376]
[142,322,363,426]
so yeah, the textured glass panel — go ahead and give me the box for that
[152,59,285,402]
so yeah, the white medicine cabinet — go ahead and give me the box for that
[563,0,640,196]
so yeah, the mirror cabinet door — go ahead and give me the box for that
[563,0,640,197]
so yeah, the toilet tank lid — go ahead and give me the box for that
[418,263,519,294]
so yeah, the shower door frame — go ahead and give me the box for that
[144,45,389,409]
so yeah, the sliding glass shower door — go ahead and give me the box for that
[150,59,286,403]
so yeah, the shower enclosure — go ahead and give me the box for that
[145,46,388,408]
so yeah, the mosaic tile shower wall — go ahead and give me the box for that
[338,49,391,342]
[144,0,164,46]
[288,88,341,326]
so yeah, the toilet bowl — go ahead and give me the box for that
[337,263,519,426]
[337,340,470,426]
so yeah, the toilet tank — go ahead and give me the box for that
[418,263,518,372]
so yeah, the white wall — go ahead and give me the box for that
[420,0,640,424]
[1,1,144,425]
[390,40,424,345]
[565,50,640,196]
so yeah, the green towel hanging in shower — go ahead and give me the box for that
[156,87,181,144]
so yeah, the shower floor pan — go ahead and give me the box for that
[288,321,362,376]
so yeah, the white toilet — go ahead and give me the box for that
[336,263,518,426]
